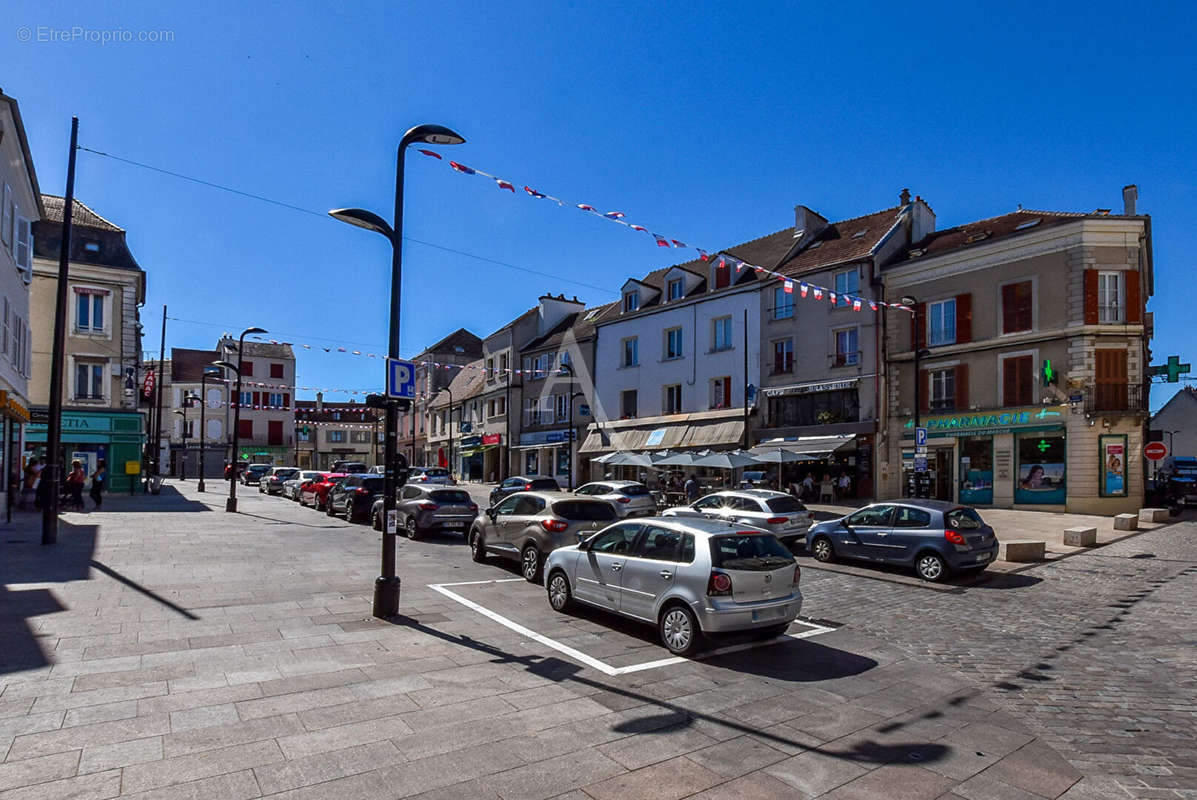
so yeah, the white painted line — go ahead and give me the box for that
[427,579,835,676]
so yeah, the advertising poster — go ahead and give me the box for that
[1100,435,1127,497]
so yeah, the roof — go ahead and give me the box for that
[169,348,222,382]
[778,206,905,276]
[0,90,44,218]
[417,328,483,359]
[40,195,124,231]
[488,306,539,340]
[892,209,1089,266]
[34,195,143,272]
[427,359,486,409]
[231,339,296,360]
[522,301,614,352]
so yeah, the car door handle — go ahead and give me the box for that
[659,570,673,580]
[875,532,888,537]
[610,562,622,572]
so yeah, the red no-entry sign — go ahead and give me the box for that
[1144,442,1168,461]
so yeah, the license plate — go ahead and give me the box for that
[752,604,787,622]
[442,522,464,529]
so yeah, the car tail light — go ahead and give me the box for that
[707,571,733,596]
[765,516,787,524]
[945,529,966,545]
[355,488,370,495]
[524,483,533,490]
[417,502,437,511]
[616,496,631,504]
[541,519,569,533]
[468,503,478,512]
[793,564,801,585]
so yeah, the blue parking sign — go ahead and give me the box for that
[915,426,928,447]
[386,358,416,399]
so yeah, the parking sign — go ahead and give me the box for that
[386,358,416,400]
[915,426,928,447]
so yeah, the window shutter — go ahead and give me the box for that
[252,391,260,406]
[955,294,972,343]
[920,369,930,413]
[15,217,31,280]
[1126,270,1142,324]
[1083,269,1099,324]
[955,364,969,409]
[283,393,290,408]
[912,303,926,349]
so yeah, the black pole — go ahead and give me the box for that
[197,374,208,491]
[153,306,166,485]
[446,386,454,480]
[226,332,249,512]
[742,308,750,450]
[42,116,78,545]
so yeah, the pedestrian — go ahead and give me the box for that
[20,459,39,509]
[66,460,86,511]
[801,473,815,501]
[90,459,107,510]
[837,471,852,500]
[684,473,700,502]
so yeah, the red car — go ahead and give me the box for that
[299,473,349,510]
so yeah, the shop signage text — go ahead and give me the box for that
[764,379,857,398]
[903,406,1064,437]
[482,433,502,446]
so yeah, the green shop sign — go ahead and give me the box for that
[904,406,1066,438]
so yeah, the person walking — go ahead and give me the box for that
[90,460,108,510]
[684,473,700,502]
[837,471,852,501]
[801,473,815,502]
[66,460,87,511]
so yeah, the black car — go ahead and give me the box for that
[489,475,560,507]
[330,460,369,474]
[327,474,385,522]
[241,463,272,485]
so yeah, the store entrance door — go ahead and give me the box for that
[933,448,954,501]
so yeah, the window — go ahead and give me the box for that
[928,299,957,346]
[714,260,731,289]
[773,286,794,320]
[667,278,684,301]
[773,339,793,374]
[637,525,683,561]
[1095,349,1129,410]
[1002,354,1034,406]
[846,505,895,527]
[694,495,724,511]
[710,377,731,409]
[623,291,640,312]
[525,450,539,475]
[833,328,859,366]
[664,327,684,360]
[588,524,642,554]
[622,337,638,367]
[556,394,569,421]
[834,269,860,305]
[328,430,345,443]
[75,291,104,333]
[239,391,252,407]
[485,357,494,380]
[499,353,509,374]
[1001,281,1033,333]
[621,389,638,419]
[768,389,859,427]
[893,507,932,528]
[496,396,506,415]
[267,393,284,408]
[74,361,105,400]
[712,317,732,351]
[930,368,956,411]
[270,363,284,379]
[241,361,254,377]
[663,384,682,414]
[1098,272,1124,323]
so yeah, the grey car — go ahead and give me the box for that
[259,467,299,495]
[241,463,271,485]
[282,470,324,501]
[806,500,999,582]
[372,485,478,538]
[543,517,803,656]
[574,481,656,518]
[663,490,813,545]
[469,492,618,582]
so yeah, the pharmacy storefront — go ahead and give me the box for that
[515,429,575,486]
[901,405,1068,508]
[26,408,146,493]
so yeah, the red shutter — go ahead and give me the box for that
[268,420,284,446]
[1126,270,1141,324]
[723,379,732,408]
[252,391,260,407]
[283,393,290,408]
[955,364,969,410]
[920,369,930,413]
[238,419,253,439]
[912,303,926,349]
[1084,269,1099,324]
[242,361,253,377]
[955,294,972,343]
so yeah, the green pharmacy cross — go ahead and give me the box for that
[1041,359,1057,387]
[1036,438,1051,453]
[1150,355,1191,383]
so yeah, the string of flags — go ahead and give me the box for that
[419,149,913,315]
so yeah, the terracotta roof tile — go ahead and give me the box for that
[778,206,904,276]
[41,195,124,231]
[893,209,1083,265]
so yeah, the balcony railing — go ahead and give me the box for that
[1087,383,1144,413]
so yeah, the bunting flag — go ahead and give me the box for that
[415,149,909,314]
[783,280,794,294]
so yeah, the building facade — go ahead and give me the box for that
[426,361,485,479]
[477,309,538,480]
[880,188,1152,514]
[396,328,482,468]
[164,348,228,479]
[28,196,146,492]
[214,337,295,465]
[294,396,381,470]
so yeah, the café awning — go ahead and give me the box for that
[579,409,745,454]
[751,434,856,459]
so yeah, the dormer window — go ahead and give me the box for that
[83,241,100,253]
[713,260,731,290]
[667,278,684,301]
[623,291,640,312]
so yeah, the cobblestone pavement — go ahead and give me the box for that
[0,482,1191,799]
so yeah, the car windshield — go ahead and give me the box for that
[945,507,985,530]
[710,534,795,571]
[618,484,650,496]
[248,465,270,474]
[329,475,350,485]
[276,469,298,479]
[430,490,471,504]
[530,478,559,490]
[551,500,617,521]
[765,497,806,513]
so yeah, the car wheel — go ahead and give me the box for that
[521,544,542,583]
[547,571,573,613]
[404,516,419,540]
[326,499,337,517]
[811,535,835,563]
[915,551,947,582]
[659,603,702,656]
[469,529,487,562]
[372,511,382,531]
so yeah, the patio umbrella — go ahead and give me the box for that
[654,451,697,466]
[750,449,819,464]
[692,451,759,469]
[607,451,657,467]
[591,451,621,464]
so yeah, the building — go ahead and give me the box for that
[213,336,295,464]
[294,395,381,470]
[426,360,485,479]
[880,186,1152,514]
[396,328,482,468]
[477,309,539,480]
[0,89,40,504]
[27,196,146,492]
[165,348,227,479]
[1149,387,1197,461]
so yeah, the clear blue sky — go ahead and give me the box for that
[5,0,1195,409]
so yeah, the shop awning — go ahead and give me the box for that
[460,444,498,457]
[579,410,745,454]
[752,434,856,458]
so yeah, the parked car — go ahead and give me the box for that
[241,463,272,485]
[408,466,457,486]
[1166,457,1197,506]
[259,466,300,495]
[330,460,368,474]
[372,485,478,537]
[282,470,324,501]
[326,474,385,522]
[543,517,802,656]
[489,475,561,507]
[662,490,813,545]
[299,473,349,510]
[469,492,617,582]
[574,481,656,518]
[806,500,998,582]
[369,465,385,475]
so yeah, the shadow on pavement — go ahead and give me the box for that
[99,484,212,513]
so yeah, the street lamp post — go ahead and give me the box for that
[444,385,455,479]
[197,367,219,492]
[173,392,197,480]
[558,362,586,491]
[329,123,465,620]
[901,296,932,498]
[214,326,265,512]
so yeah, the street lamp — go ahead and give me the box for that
[197,366,220,492]
[214,325,266,512]
[329,123,465,620]
[901,295,932,498]
[173,392,198,480]
[558,362,587,491]
[443,385,455,480]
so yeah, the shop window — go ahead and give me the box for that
[1002,355,1034,406]
[663,384,682,415]
[930,369,955,411]
[525,450,539,475]
[928,298,956,346]
[1001,281,1033,333]
[767,389,859,427]
[556,447,570,475]
[1015,435,1066,504]
[773,339,793,374]
[959,437,993,504]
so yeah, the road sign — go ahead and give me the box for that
[1144,441,1169,461]
[915,446,927,456]
[914,457,928,472]
[386,358,416,400]
[578,404,591,417]
[915,427,928,447]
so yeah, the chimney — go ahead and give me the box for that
[1123,184,1138,216]
[900,188,911,205]
[316,392,323,413]
[792,205,829,248]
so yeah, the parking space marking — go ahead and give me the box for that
[428,579,836,677]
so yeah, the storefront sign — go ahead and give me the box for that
[904,406,1065,438]
[644,428,667,447]
[142,369,156,399]
[519,429,573,446]
[1100,434,1128,497]
[482,433,502,446]
[763,379,857,398]
[460,435,482,448]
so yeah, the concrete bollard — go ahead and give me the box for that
[1113,513,1138,531]
[1064,527,1098,547]
[999,539,1046,562]
[1139,508,1169,524]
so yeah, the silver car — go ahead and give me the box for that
[574,480,657,518]
[543,517,802,656]
[662,490,813,545]
[259,466,300,495]
[282,470,323,501]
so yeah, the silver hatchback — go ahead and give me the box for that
[662,490,813,545]
[573,480,657,518]
[543,517,802,656]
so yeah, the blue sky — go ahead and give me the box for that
[5,0,1195,409]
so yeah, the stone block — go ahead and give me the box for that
[1064,527,1098,547]
[1139,507,1168,523]
[1113,513,1138,531]
[998,540,1045,562]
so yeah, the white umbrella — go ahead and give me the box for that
[750,449,819,464]
[654,451,697,466]
[693,451,759,469]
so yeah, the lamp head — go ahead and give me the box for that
[328,208,395,240]
[900,295,918,307]
[405,124,465,146]
[241,326,267,338]
[212,360,239,374]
